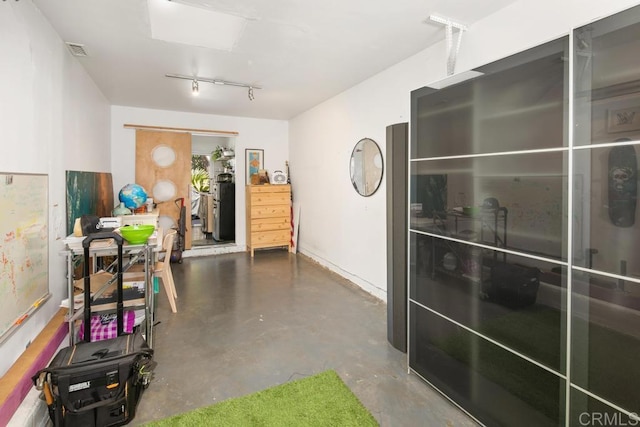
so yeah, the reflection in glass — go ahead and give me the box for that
[570,388,639,426]
[410,151,568,261]
[569,5,640,420]
[410,232,567,371]
[573,145,640,275]
[574,6,640,146]
[410,305,564,426]
[411,37,568,159]
[350,138,383,196]
[571,269,640,414]
[571,7,640,415]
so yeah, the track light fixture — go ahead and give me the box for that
[166,73,261,100]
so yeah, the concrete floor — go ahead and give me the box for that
[132,251,478,426]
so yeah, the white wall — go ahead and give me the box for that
[0,1,110,376]
[289,0,640,301]
[110,106,289,247]
[289,59,429,300]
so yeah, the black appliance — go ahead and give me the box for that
[212,182,235,241]
[216,173,233,183]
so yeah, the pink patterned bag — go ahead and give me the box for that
[78,310,135,342]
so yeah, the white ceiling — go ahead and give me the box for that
[33,0,517,120]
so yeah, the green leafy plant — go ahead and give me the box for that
[192,154,209,170]
[211,146,223,161]
[191,167,210,192]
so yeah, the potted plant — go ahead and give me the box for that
[191,167,210,192]
[212,146,223,161]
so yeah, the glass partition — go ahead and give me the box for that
[409,4,640,425]
[411,38,568,159]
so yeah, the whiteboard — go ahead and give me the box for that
[0,173,49,340]
[479,175,566,258]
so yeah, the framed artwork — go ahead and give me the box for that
[245,149,264,183]
[607,106,640,133]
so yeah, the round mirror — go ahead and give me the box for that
[350,138,383,197]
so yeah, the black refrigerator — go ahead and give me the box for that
[213,182,235,241]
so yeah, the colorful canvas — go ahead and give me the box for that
[65,171,114,235]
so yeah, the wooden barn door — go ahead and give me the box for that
[135,130,192,249]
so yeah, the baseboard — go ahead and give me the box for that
[7,334,68,427]
[1,309,68,426]
[297,247,387,302]
[182,244,246,257]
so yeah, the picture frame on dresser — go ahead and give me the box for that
[245,149,264,183]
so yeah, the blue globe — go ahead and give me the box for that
[119,183,148,209]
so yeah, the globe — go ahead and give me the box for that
[119,183,148,209]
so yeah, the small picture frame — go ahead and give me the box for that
[245,149,264,184]
[607,106,640,133]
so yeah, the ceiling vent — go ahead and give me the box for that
[65,42,88,57]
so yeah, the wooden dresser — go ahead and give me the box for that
[246,185,291,256]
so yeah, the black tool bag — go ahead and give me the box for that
[33,232,154,427]
[484,261,540,308]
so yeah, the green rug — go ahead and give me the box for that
[144,370,378,426]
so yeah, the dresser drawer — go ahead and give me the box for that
[250,192,290,206]
[251,217,290,232]
[251,205,289,218]
[249,185,290,194]
[251,230,290,245]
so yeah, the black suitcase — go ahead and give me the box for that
[484,261,540,308]
[33,232,154,427]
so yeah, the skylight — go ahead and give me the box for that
[147,0,246,51]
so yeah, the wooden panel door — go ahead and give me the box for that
[135,130,192,249]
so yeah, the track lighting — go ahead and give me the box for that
[166,73,261,100]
